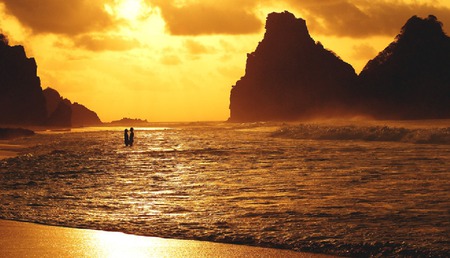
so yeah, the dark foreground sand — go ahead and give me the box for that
[0,220,336,258]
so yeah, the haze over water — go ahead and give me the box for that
[1,121,449,256]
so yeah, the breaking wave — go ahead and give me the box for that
[272,124,450,144]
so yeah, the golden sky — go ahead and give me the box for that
[1,0,449,122]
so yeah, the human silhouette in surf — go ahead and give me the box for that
[129,127,134,146]
[124,129,129,146]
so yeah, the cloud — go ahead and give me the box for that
[351,43,377,60]
[146,0,450,37]
[184,39,214,55]
[72,34,141,52]
[149,1,263,35]
[0,0,118,35]
[2,0,450,42]
[285,0,450,37]
[160,54,182,66]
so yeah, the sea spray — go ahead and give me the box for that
[272,124,450,144]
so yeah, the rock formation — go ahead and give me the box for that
[1,34,103,127]
[42,87,61,117]
[358,15,450,119]
[109,118,149,126]
[46,98,72,127]
[229,12,450,121]
[229,11,357,122]
[43,87,102,127]
[0,34,47,125]
[71,102,102,127]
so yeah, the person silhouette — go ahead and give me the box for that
[124,129,129,146]
[129,127,134,146]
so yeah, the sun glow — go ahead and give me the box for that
[90,231,155,257]
[114,0,145,21]
[3,0,449,122]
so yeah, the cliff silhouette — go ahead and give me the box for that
[0,34,102,127]
[358,15,450,119]
[229,12,450,121]
[0,34,47,125]
[229,11,357,121]
[71,102,102,127]
[43,87,102,127]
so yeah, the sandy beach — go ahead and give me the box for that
[0,219,334,258]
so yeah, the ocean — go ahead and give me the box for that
[1,120,449,257]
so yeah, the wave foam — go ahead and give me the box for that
[272,124,450,144]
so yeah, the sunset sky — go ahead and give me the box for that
[1,0,449,122]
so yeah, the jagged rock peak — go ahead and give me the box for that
[359,15,450,119]
[265,11,310,37]
[400,15,446,40]
[363,15,449,72]
[229,11,357,122]
[256,11,314,53]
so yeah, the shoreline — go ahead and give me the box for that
[0,219,335,257]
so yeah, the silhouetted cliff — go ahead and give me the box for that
[71,102,102,126]
[46,98,72,127]
[43,87,61,117]
[0,34,47,125]
[229,12,450,121]
[1,35,102,126]
[229,11,357,122]
[43,87,102,127]
[358,15,450,119]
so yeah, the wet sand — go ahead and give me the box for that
[0,219,335,258]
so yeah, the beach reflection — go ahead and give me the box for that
[84,227,323,258]
[89,230,161,257]
[0,220,320,258]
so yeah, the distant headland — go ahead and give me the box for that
[229,12,450,122]
[107,118,150,126]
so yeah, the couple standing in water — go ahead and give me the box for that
[124,128,134,146]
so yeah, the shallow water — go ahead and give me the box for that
[1,121,449,256]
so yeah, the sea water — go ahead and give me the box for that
[1,121,449,257]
